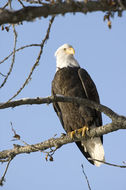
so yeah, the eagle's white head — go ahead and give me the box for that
[55,44,80,71]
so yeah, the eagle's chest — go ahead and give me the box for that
[54,68,85,98]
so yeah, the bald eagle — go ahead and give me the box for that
[52,44,105,166]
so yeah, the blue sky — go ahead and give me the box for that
[0,2,126,190]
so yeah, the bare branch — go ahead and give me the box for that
[0,95,126,140]
[18,0,26,8]
[81,164,92,190]
[22,0,47,5]
[11,122,30,145]
[0,121,125,161]
[1,2,9,10]
[0,43,40,65]
[0,95,124,120]
[0,24,17,88]
[4,16,55,102]
[0,72,6,77]
[0,94,126,165]
[0,2,123,25]
[0,157,13,186]
[88,158,126,168]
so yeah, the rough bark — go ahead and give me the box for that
[0,95,124,120]
[0,122,125,161]
[0,2,123,25]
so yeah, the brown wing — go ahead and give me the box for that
[52,88,64,127]
[78,68,102,127]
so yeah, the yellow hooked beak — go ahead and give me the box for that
[65,47,75,55]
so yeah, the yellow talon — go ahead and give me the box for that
[68,126,88,139]
[77,126,89,137]
[68,131,76,139]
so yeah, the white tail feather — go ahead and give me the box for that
[82,137,105,167]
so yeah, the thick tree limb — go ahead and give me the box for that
[0,2,122,25]
[0,121,125,161]
[0,95,126,164]
[0,95,126,121]
[0,95,126,137]
[0,95,126,161]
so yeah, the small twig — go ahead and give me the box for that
[19,139,30,146]
[81,164,92,190]
[0,72,6,77]
[0,158,10,163]
[42,133,60,161]
[44,146,60,161]
[0,157,13,186]
[0,24,17,88]
[2,2,9,9]
[18,0,26,7]
[5,16,55,103]
[10,122,51,152]
[11,121,20,140]
[22,0,48,5]
[0,43,40,65]
[10,122,29,146]
[88,158,126,168]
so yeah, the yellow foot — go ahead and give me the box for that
[77,126,89,137]
[68,130,76,139]
[68,126,88,139]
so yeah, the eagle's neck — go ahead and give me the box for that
[56,54,80,71]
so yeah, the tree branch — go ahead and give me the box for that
[0,95,126,161]
[0,95,125,121]
[0,157,13,186]
[0,24,17,88]
[0,1,123,25]
[5,16,55,103]
[0,120,125,161]
[81,164,92,190]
